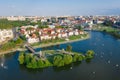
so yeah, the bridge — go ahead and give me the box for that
[24,43,43,58]
[24,43,36,54]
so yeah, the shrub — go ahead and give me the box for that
[85,50,95,59]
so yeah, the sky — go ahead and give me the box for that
[0,0,120,16]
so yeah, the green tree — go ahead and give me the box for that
[44,59,52,67]
[24,54,31,65]
[38,59,45,68]
[66,44,72,52]
[86,50,95,59]
[63,54,72,65]
[73,54,79,62]
[31,56,38,68]
[14,37,23,45]
[72,54,84,62]
[76,25,82,30]
[77,55,83,61]
[26,63,32,68]
[53,55,63,67]
[18,52,25,64]
[57,59,64,67]
[0,19,31,29]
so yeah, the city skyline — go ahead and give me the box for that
[0,0,120,16]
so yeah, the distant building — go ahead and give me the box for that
[7,16,25,21]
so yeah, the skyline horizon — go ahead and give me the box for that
[0,14,120,17]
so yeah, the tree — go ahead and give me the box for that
[38,59,45,68]
[63,54,72,65]
[44,59,52,67]
[53,55,63,67]
[0,19,31,29]
[76,25,82,30]
[14,37,23,45]
[66,44,72,52]
[18,52,25,64]
[24,54,31,65]
[30,56,38,68]
[20,35,26,41]
[73,54,79,62]
[57,59,64,67]
[77,55,83,61]
[86,50,95,59]
[72,54,84,62]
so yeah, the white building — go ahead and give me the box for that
[74,31,79,35]
[61,33,68,38]
[58,33,62,38]
[0,29,14,43]
[68,31,74,36]
[41,18,47,22]
[27,38,39,44]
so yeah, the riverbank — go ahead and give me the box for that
[33,34,90,49]
[0,34,90,55]
[92,25,120,38]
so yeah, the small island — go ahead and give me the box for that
[18,45,95,69]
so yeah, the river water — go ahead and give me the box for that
[0,31,120,80]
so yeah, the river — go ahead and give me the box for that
[0,31,120,80]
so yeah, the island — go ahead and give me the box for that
[18,45,95,68]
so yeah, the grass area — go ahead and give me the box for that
[69,35,82,40]
[31,38,65,46]
[69,34,87,40]
[0,37,24,53]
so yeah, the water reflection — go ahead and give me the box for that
[72,61,82,68]
[0,55,8,69]
[85,58,92,63]
[53,64,72,72]
[19,64,44,73]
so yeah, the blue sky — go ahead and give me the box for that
[0,0,120,16]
